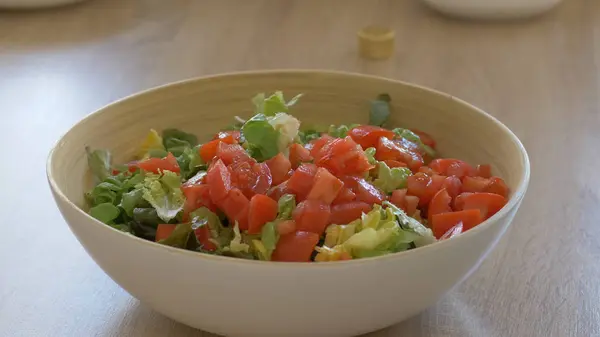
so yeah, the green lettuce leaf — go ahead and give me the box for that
[277,194,296,220]
[369,93,391,127]
[393,128,436,158]
[384,201,436,247]
[89,203,120,224]
[86,147,112,182]
[241,114,281,161]
[138,171,185,222]
[132,208,161,226]
[226,223,250,254]
[189,207,233,249]
[162,128,198,154]
[268,113,300,154]
[119,188,145,217]
[373,162,412,194]
[364,147,377,165]
[253,221,279,261]
[252,91,302,116]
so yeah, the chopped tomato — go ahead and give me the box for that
[199,139,221,163]
[410,129,436,148]
[247,194,279,234]
[272,231,320,262]
[384,160,407,168]
[205,159,231,202]
[348,177,386,205]
[276,220,296,235]
[306,167,344,204]
[194,225,217,251]
[230,161,272,198]
[329,201,371,225]
[462,176,490,193]
[407,173,445,206]
[155,224,176,242]
[287,163,318,201]
[454,192,507,219]
[429,159,475,178]
[289,143,313,169]
[431,209,483,239]
[293,199,331,234]
[418,166,436,175]
[216,142,253,166]
[267,180,292,201]
[181,184,217,221]
[348,125,395,149]
[428,188,452,220]
[309,135,334,158]
[442,176,462,198]
[390,189,420,216]
[476,164,492,178]
[213,130,241,144]
[218,188,250,230]
[405,196,419,216]
[375,137,424,171]
[137,152,180,174]
[485,177,509,198]
[332,187,356,205]
[266,153,292,185]
[314,137,373,177]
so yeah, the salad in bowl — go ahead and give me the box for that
[85,92,509,262]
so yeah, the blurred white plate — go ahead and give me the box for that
[0,0,88,9]
[422,0,562,20]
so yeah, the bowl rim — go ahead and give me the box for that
[47,69,530,268]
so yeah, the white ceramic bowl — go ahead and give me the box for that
[422,0,562,20]
[47,70,530,337]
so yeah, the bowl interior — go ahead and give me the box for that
[49,70,528,223]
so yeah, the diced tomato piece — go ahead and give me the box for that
[354,178,386,205]
[181,184,217,221]
[306,167,344,205]
[384,160,407,168]
[375,137,424,171]
[418,166,436,175]
[454,192,508,219]
[462,176,491,193]
[137,152,180,174]
[395,137,421,155]
[329,201,371,225]
[405,196,419,216]
[213,130,241,144]
[230,161,272,198]
[206,159,231,202]
[218,188,250,230]
[476,164,492,178]
[485,177,509,198]
[266,153,292,186]
[272,231,320,262]
[442,176,462,198]
[194,225,217,251]
[407,172,444,207]
[276,220,296,235]
[155,224,176,241]
[199,139,221,163]
[348,125,396,149]
[431,209,483,238]
[293,199,331,234]
[309,135,334,158]
[428,188,452,221]
[332,187,356,205]
[410,129,436,148]
[216,142,253,166]
[429,159,475,178]
[267,180,292,201]
[287,163,318,200]
[247,194,279,234]
[289,143,313,169]
[314,137,373,176]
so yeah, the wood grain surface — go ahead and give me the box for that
[0,0,597,336]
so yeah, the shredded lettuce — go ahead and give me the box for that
[369,93,391,127]
[119,188,144,217]
[384,201,436,247]
[241,114,281,161]
[277,194,296,220]
[89,202,120,224]
[189,207,232,249]
[227,223,250,254]
[268,113,300,154]
[373,162,412,194]
[158,223,195,249]
[364,147,377,165]
[86,147,112,182]
[253,91,302,116]
[137,171,185,223]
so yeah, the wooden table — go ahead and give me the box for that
[0,1,596,336]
